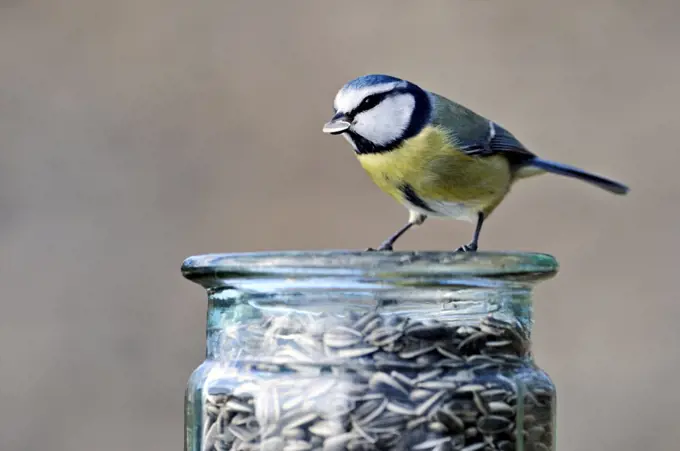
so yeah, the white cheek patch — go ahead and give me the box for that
[352,94,416,146]
[334,82,404,113]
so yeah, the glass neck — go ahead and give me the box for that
[182,251,557,363]
[204,280,535,362]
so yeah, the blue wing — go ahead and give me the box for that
[428,93,535,164]
[458,121,535,164]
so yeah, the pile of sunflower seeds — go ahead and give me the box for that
[201,312,554,451]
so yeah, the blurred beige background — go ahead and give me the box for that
[0,0,678,450]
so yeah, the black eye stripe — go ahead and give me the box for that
[347,87,413,118]
[349,91,391,116]
[361,94,381,108]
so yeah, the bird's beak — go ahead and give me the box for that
[322,112,351,135]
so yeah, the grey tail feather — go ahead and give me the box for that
[528,158,629,195]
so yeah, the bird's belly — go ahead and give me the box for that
[368,170,486,221]
[411,199,480,222]
[357,128,512,220]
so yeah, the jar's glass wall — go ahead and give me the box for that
[183,251,558,451]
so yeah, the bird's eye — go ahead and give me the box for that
[360,95,381,110]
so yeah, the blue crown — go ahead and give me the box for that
[343,74,404,90]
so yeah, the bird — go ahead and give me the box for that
[321,74,629,252]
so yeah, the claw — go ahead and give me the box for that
[365,243,394,252]
[456,243,478,253]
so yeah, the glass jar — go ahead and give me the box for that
[182,251,558,451]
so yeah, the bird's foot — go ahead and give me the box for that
[365,243,394,252]
[455,243,478,253]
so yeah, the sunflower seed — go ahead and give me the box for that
[413,437,452,450]
[198,311,552,451]
[322,433,355,451]
[435,346,466,361]
[226,400,253,414]
[282,412,318,431]
[366,412,407,431]
[465,355,495,365]
[207,394,229,405]
[281,395,304,411]
[457,325,479,336]
[351,419,377,444]
[418,380,459,390]
[415,391,447,416]
[334,346,379,359]
[457,331,488,351]
[227,425,257,442]
[488,401,514,415]
[477,415,513,434]
[399,344,437,359]
[405,324,452,340]
[282,440,312,451]
[350,392,384,402]
[390,370,416,387]
[456,383,486,393]
[282,428,305,439]
[352,313,380,330]
[365,326,402,347]
[307,378,337,398]
[479,323,503,335]
[409,388,434,402]
[435,409,465,433]
[385,401,416,416]
[206,403,221,416]
[323,327,363,348]
[473,392,488,415]
[203,420,221,451]
[308,420,344,437]
[229,413,250,426]
[486,340,513,348]
[359,317,383,336]
[352,398,385,421]
[346,438,372,451]
[406,417,428,430]
[369,372,409,396]
[480,388,509,402]
[460,443,486,451]
[415,369,444,383]
[428,421,448,433]
[260,437,284,451]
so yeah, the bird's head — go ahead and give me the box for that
[322,74,432,154]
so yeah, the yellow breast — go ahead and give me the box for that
[356,126,513,217]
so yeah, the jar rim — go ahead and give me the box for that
[181,250,558,286]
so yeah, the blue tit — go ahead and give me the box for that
[322,74,629,252]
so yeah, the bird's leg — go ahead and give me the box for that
[456,212,485,253]
[366,212,427,251]
[370,223,414,252]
